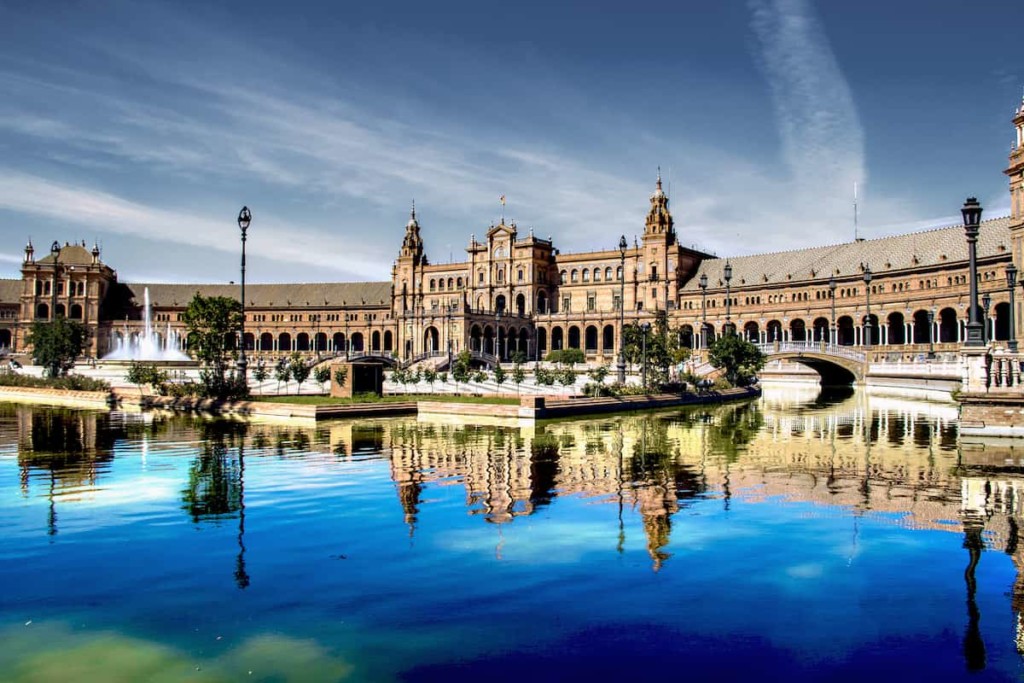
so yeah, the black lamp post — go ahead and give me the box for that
[699,272,708,349]
[237,206,251,376]
[863,266,872,350]
[641,321,651,392]
[724,261,733,335]
[928,307,936,360]
[828,275,837,345]
[1008,263,1019,352]
[49,241,60,322]
[617,235,628,383]
[962,197,984,347]
[981,293,991,345]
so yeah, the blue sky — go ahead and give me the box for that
[0,0,1020,284]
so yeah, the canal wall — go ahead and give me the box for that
[0,385,115,410]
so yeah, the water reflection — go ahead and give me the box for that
[8,388,1024,674]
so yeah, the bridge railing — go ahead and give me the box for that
[986,351,1024,392]
[756,341,866,363]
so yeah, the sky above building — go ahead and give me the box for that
[0,0,1020,284]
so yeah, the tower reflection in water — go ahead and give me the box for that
[11,387,1024,669]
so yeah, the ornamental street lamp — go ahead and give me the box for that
[723,261,733,335]
[237,206,252,376]
[962,197,984,347]
[1009,263,1019,352]
[981,293,991,345]
[828,275,837,345]
[699,272,708,350]
[863,265,873,351]
[928,307,937,360]
[617,235,628,383]
[641,321,651,392]
[49,241,60,322]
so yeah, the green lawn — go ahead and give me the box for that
[250,393,520,406]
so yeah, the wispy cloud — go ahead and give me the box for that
[748,0,865,218]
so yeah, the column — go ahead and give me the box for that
[906,322,912,345]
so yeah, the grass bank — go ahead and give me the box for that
[251,393,520,406]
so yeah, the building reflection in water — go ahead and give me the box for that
[15,388,1024,666]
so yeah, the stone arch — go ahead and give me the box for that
[0,329,10,349]
[424,326,439,353]
[470,324,482,352]
[314,332,327,352]
[912,310,930,344]
[568,325,581,349]
[515,293,526,316]
[603,324,615,352]
[994,301,1010,341]
[495,294,506,314]
[766,320,783,343]
[680,324,694,349]
[384,330,394,351]
[260,332,274,351]
[69,303,83,320]
[518,328,529,357]
[372,330,381,351]
[350,332,364,352]
[55,303,65,318]
[812,317,829,342]
[483,326,494,355]
[242,333,255,352]
[585,325,598,352]
[743,321,759,342]
[278,332,292,352]
[537,291,548,314]
[837,316,854,346]
[939,307,957,343]
[332,332,345,352]
[551,326,564,350]
[537,327,548,356]
[790,318,806,342]
[887,312,905,345]
[296,333,310,351]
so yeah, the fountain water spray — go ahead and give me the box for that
[102,287,190,361]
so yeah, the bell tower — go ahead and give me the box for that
[641,171,679,311]
[393,203,428,317]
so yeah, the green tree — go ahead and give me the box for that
[559,367,577,388]
[252,361,269,395]
[314,365,331,393]
[125,361,167,396]
[621,311,689,389]
[27,317,88,378]
[708,334,766,387]
[182,294,245,398]
[492,364,506,389]
[452,349,472,389]
[473,369,489,384]
[545,348,584,366]
[274,358,291,394]
[289,352,311,394]
[512,364,526,393]
[333,366,349,388]
[587,365,609,385]
[423,367,437,391]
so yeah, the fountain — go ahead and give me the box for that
[102,287,192,362]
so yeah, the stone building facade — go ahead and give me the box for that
[1,96,1023,367]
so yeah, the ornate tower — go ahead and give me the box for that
[392,205,429,358]
[640,171,679,312]
[1008,96,1024,341]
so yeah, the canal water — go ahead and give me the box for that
[1,387,1023,681]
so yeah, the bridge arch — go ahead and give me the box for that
[760,343,864,385]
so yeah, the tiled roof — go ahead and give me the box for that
[0,279,20,305]
[682,217,1012,291]
[125,281,392,308]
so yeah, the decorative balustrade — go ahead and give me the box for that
[756,341,866,363]
[987,352,1024,391]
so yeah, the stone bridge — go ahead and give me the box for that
[756,342,866,385]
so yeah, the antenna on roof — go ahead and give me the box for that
[854,181,863,242]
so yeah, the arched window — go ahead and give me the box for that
[582,269,590,282]
[616,266,623,280]
[496,268,504,283]
[571,269,578,282]
[517,269,524,282]
[560,270,567,284]
[429,279,436,292]
[605,267,612,280]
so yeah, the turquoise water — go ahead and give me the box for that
[1,389,1022,681]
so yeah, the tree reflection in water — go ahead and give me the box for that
[181,420,250,589]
